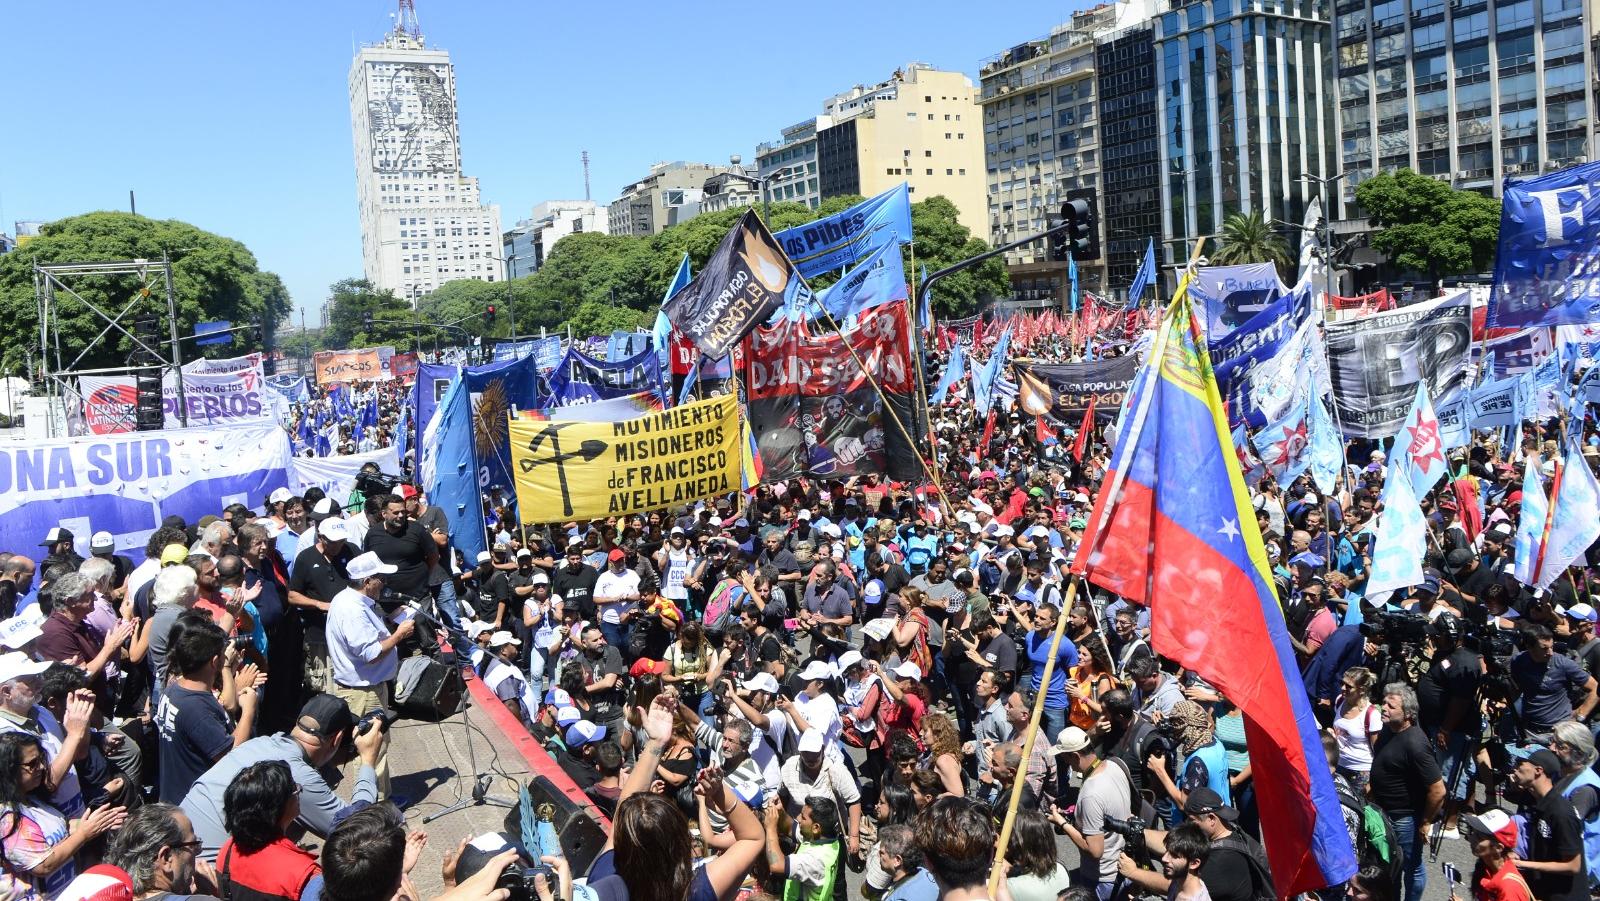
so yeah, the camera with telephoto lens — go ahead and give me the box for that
[1103,815,1147,838]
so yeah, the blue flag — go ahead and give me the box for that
[809,241,908,323]
[423,378,487,563]
[677,357,701,407]
[1307,393,1343,496]
[1068,255,1080,313]
[653,254,691,367]
[1538,439,1600,588]
[1367,454,1427,596]
[1514,453,1549,587]
[918,264,932,332]
[931,345,967,405]
[1128,238,1156,307]
[1488,160,1600,329]
[973,328,1012,417]
[773,183,913,279]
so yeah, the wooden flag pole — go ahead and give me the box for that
[987,578,1079,896]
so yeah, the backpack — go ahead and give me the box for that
[1209,831,1277,901]
[1336,780,1403,888]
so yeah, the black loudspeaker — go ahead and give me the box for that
[502,775,608,876]
[394,655,465,721]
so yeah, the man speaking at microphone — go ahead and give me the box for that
[327,550,416,800]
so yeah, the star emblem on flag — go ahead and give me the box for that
[1265,420,1308,465]
[1219,518,1241,542]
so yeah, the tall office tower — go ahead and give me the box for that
[349,2,502,306]
[1332,0,1597,218]
[1155,0,1336,268]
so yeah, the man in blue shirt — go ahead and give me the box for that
[1022,602,1080,742]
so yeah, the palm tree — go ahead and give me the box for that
[1210,210,1294,281]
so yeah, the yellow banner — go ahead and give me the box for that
[509,394,742,522]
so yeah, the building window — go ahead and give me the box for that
[926,168,934,175]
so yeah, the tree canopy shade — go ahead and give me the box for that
[1210,210,1295,281]
[1353,169,1500,280]
[0,212,293,373]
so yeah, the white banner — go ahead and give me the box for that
[0,424,289,562]
[183,353,263,375]
[289,446,400,503]
[79,361,278,435]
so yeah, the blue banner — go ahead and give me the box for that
[0,424,289,564]
[1488,160,1600,329]
[773,183,913,279]
[606,331,651,361]
[544,346,664,408]
[264,374,310,405]
[795,240,908,323]
[1190,263,1289,339]
[412,363,460,457]
[1210,283,1316,426]
[491,336,564,373]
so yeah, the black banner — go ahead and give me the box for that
[1325,292,1472,438]
[1014,355,1139,422]
[664,210,796,360]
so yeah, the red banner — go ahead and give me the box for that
[390,352,419,382]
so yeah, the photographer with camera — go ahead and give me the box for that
[1112,788,1272,901]
[325,552,416,800]
[1049,726,1132,900]
[1413,613,1480,834]
[1510,624,1598,741]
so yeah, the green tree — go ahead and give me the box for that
[1211,210,1294,280]
[1354,168,1500,279]
[321,278,419,351]
[910,195,1010,318]
[0,211,293,372]
[563,300,650,338]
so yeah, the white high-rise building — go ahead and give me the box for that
[348,15,501,306]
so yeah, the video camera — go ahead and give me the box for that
[1359,611,1429,687]
[354,466,404,497]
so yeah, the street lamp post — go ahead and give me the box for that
[726,155,800,221]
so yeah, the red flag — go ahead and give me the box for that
[1452,476,1483,543]
[1072,395,1097,461]
[1036,416,1055,446]
[980,409,997,452]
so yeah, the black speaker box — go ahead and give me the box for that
[394,655,465,721]
[502,775,608,876]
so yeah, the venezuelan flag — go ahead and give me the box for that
[1074,281,1357,895]
[740,416,763,490]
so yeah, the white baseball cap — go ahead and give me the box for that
[475,550,492,564]
[488,630,522,648]
[836,650,864,672]
[317,517,349,542]
[797,729,826,754]
[0,652,50,684]
[1052,726,1092,755]
[0,615,44,651]
[269,487,294,505]
[555,706,583,727]
[796,509,812,521]
[90,531,115,551]
[891,661,923,681]
[347,551,397,581]
[465,621,493,639]
[740,673,781,695]
[531,572,550,585]
[797,660,835,682]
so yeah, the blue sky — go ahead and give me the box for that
[0,1,1075,320]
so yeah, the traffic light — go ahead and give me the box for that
[362,311,374,332]
[1047,208,1068,263]
[1063,199,1094,256]
[485,304,497,329]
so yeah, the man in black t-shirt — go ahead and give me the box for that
[1369,683,1444,901]
[1412,614,1480,831]
[1509,747,1586,901]
[287,518,355,694]
[362,494,435,599]
[551,545,599,623]
[578,625,628,749]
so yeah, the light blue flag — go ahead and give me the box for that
[1253,394,1312,485]
[973,327,1012,417]
[931,344,967,405]
[1068,255,1080,313]
[773,183,913,279]
[1513,453,1548,586]
[1396,383,1450,503]
[1538,439,1600,589]
[652,254,691,365]
[1367,458,1427,596]
[677,357,700,407]
[394,402,410,465]
[1128,238,1156,307]
[812,241,908,322]
[1307,393,1342,496]
[423,378,487,562]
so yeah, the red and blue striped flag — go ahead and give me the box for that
[1073,280,1357,896]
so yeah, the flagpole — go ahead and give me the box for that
[908,239,939,483]
[987,579,1078,896]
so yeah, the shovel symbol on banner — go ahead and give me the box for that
[520,422,608,517]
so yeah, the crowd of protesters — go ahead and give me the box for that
[2,325,1599,901]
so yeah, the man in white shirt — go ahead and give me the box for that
[780,660,844,762]
[778,729,863,860]
[480,630,535,730]
[593,548,641,651]
[325,551,414,798]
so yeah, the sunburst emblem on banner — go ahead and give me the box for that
[473,379,510,457]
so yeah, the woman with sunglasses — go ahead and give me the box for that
[216,760,324,901]
[0,732,126,901]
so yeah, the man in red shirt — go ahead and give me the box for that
[1463,810,1531,901]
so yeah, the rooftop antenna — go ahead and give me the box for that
[397,0,422,41]
[582,151,591,202]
